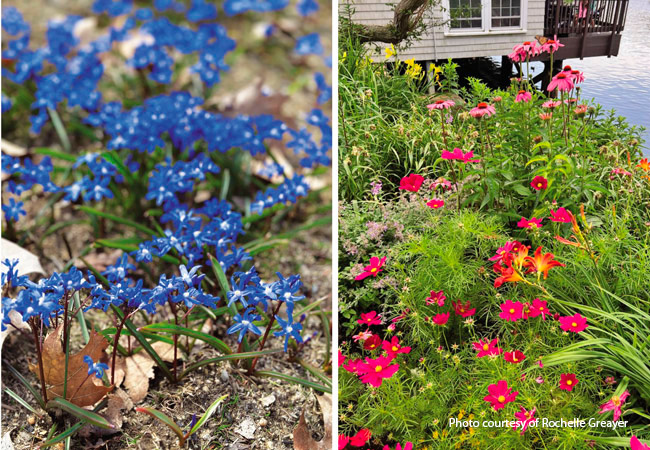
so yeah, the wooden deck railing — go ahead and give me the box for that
[544,0,628,36]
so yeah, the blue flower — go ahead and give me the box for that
[92,0,133,17]
[314,72,331,104]
[83,355,109,379]
[227,308,262,343]
[1,7,30,36]
[186,0,217,22]
[297,0,319,17]
[2,93,12,112]
[223,0,289,16]
[294,33,323,56]
[179,264,204,287]
[273,314,303,352]
[2,198,26,222]
[275,272,305,315]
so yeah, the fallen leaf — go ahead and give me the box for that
[111,357,126,388]
[1,239,45,277]
[122,352,155,404]
[104,388,133,431]
[29,325,113,407]
[74,249,122,272]
[0,310,30,348]
[151,341,181,363]
[293,394,332,450]
[1,139,27,157]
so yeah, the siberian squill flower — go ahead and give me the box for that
[349,428,372,447]
[399,174,424,192]
[84,356,109,379]
[559,373,579,391]
[227,309,262,343]
[358,355,400,387]
[484,380,519,410]
[515,90,532,103]
[452,300,476,317]
[427,99,455,110]
[500,300,524,322]
[518,216,543,229]
[550,207,573,223]
[631,436,650,450]
[358,311,382,326]
[599,391,630,421]
[426,198,445,209]
[524,246,565,279]
[382,336,411,357]
[469,102,496,118]
[558,313,588,333]
[531,175,548,190]
[504,350,526,364]
[513,407,537,434]
[547,72,574,92]
[273,314,303,352]
[441,147,480,163]
[426,290,446,306]
[355,257,387,280]
[431,312,450,325]
[473,338,503,357]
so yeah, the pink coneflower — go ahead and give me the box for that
[543,100,562,109]
[441,147,481,163]
[570,69,585,83]
[540,36,564,54]
[355,256,387,280]
[427,99,455,110]
[352,331,373,342]
[515,90,532,103]
[558,313,588,333]
[382,336,411,357]
[484,380,519,410]
[508,49,524,62]
[599,391,630,421]
[431,312,450,325]
[500,300,524,322]
[470,102,496,118]
[531,175,548,190]
[349,428,372,447]
[631,436,650,450]
[548,72,574,92]
[559,373,579,391]
[574,104,588,116]
[518,216,543,229]
[513,41,539,58]
[358,355,400,387]
[473,338,503,357]
[426,198,445,209]
[399,174,424,192]
[513,406,538,434]
[339,435,350,449]
[539,112,553,121]
[550,207,573,223]
[528,298,549,320]
[364,334,382,351]
[358,311,382,326]
[426,290,446,307]
[504,350,526,364]
[493,96,503,103]
[452,299,476,317]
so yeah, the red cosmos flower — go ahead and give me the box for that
[349,428,372,447]
[427,198,445,209]
[431,312,450,325]
[484,380,519,410]
[559,373,579,391]
[452,299,476,317]
[517,216,543,229]
[504,350,526,364]
[426,290,446,306]
[399,174,424,192]
[364,334,382,351]
[550,207,573,223]
[599,390,630,421]
[631,436,650,450]
[531,175,548,190]
[499,300,524,322]
[441,147,480,163]
[358,311,382,326]
[515,90,532,103]
[547,72,574,92]
[355,256,387,280]
[473,338,503,357]
[558,313,588,333]
[339,435,350,449]
[342,358,362,374]
[339,350,345,367]
[470,102,496,118]
[528,298,549,320]
[358,355,400,387]
[524,246,565,279]
[513,407,538,435]
[382,336,411,357]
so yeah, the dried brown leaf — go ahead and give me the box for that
[293,394,332,450]
[150,341,181,363]
[123,352,155,404]
[29,326,113,407]
[104,388,133,431]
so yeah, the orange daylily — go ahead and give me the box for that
[493,263,524,288]
[524,247,565,279]
[637,158,650,171]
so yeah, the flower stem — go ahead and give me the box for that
[111,312,129,386]
[249,301,283,373]
[31,320,48,403]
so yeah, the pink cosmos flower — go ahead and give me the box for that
[489,241,520,263]
[431,312,450,325]
[426,290,446,306]
[339,350,345,367]
[382,335,411,357]
[515,90,532,103]
[558,313,588,333]
[540,36,564,54]
[355,256,387,280]
[387,323,396,331]
[550,207,573,223]
[352,330,373,342]
[441,147,480,163]
[484,380,519,410]
[339,435,350,449]
[427,99,455,110]
[599,390,630,421]
[343,358,362,374]
[358,311,382,326]
[427,198,445,209]
[383,444,413,450]
[531,175,548,190]
[528,298,549,320]
[470,102,496,118]
[358,355,400,387]
[500,300,524,322]
[349,428,372,447]
[452,299,476,317]
[473,338,503,357]
[547,72,574,92]
[538,359,544,368]
[399,174,425,192]
[431,177,453,191]
[543,100,562,109]
[517,216,543,229]
[535,376,545,384]
[504,350,526,364]
[559,373,579,391]
[513,407,538,434]
[631,436,650,450]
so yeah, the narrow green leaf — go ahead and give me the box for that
[47,398,114,429]
[135,407,185,445]
[4,388,42,416]
[179,349,282,380]
[102,151,134,185]
[78,205,158,236]
[95,239,179,264]
[140,323,232,355]
[34,147,76,163]
[190,394,228,435]
[253,370,332,393]
[3,360,45,408]
[39,422,84,448]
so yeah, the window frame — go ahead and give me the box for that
[442,0,528,35]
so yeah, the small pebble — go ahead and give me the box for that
[27,416,36,425]
[220,369,229,382]
[258,418,268,427]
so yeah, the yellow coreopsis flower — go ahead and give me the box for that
[385,44,396,59]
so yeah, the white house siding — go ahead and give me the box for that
[343,0,546,61]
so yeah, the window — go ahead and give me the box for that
[449,0,483,29]
[446,0,525,32]
[491,0,521,27]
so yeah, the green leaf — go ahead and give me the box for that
[512,184,532,197]
[179,349,282,380]
[78,205,158,236]
[95,239,180,264]
[33,147,76,163]
[4,387,42,416]
[3,360,45,408]
[39,422,85,448]
[253,370,332,393]
[140,323,232,355]
[136,407,185,446]
[47,398,114,429]
[189,394,228,435]
[102,152,135,185]
[207,254,230,299]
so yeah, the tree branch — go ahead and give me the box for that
[352,0,430,44]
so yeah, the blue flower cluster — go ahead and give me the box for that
[295,33,324,56]
[146,155,219,206]
[251,175,310,215]
[223,0,289,16]
[286,108,332,168]
[2,155,58,196]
